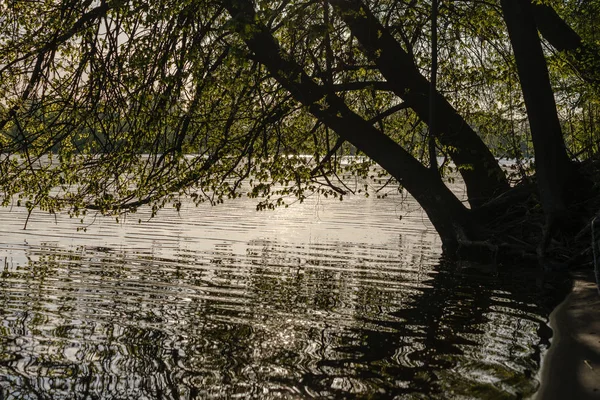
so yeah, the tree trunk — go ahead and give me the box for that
[223,0,475,250]
[330,0,509,207]
[532,3,600,89]
[501,0,573,219]
[429,0,440,177]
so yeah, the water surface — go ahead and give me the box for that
[0,190,563,399]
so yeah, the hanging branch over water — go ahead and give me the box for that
[1,0,600,265]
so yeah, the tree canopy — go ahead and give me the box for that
[2,0,600,258]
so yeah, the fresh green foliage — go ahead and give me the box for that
[1,0,598,219]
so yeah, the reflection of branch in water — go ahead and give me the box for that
[293,259,566,398]
[0,236,570,399]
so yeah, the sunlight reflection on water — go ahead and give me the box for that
[0,189,559,399]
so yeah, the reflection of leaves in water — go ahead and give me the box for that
[0,241,567,399]
[273,260,566,399]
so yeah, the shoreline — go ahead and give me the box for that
[534,270,600,399]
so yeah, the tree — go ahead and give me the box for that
[501,0,575,220]
[1,0,599,261]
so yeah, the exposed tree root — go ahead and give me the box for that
[454,159,600,294]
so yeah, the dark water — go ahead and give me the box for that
[0,191,566,399]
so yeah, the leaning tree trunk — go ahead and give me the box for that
[223,0,476,250]
[330,0,509,207]
[501,0,574,221]
[532,3,600,90]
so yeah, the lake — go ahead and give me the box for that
[0,187,566,399]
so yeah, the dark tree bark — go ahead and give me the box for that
[223,0,475,249]
[330,0,509,207]
[501,0,574,219]
[532,3,600,89]
[429,0,440,177]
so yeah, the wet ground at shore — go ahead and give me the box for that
[536,269,600,399]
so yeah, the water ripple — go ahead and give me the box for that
[0,193,564,399]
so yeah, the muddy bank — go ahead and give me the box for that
[535,270,600,399]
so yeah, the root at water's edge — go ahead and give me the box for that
[452,159,600,290]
